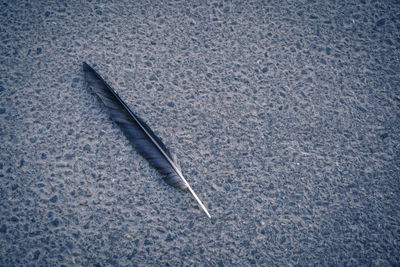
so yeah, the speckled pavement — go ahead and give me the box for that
[1,0,399,266]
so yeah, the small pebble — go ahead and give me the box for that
[125,234,133,240]
[85,189,93,197]
[66,241,74,249]
[376,18,385,27]
[83,144,91,152]
[165,234,173,242]
[50,195,58,203]
[52,218,60,227]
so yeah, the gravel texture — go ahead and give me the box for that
[1,0,399,266]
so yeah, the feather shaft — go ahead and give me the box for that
[83,62,210,218]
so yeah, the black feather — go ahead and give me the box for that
[83,62,187,189]
[83,62,210,217]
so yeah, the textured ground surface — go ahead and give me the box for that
[1,0,399,266]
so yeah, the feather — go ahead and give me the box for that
[83,62,211,218]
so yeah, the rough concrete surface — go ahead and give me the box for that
[1,0,399,266]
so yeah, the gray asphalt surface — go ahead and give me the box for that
[1,0,399,266]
